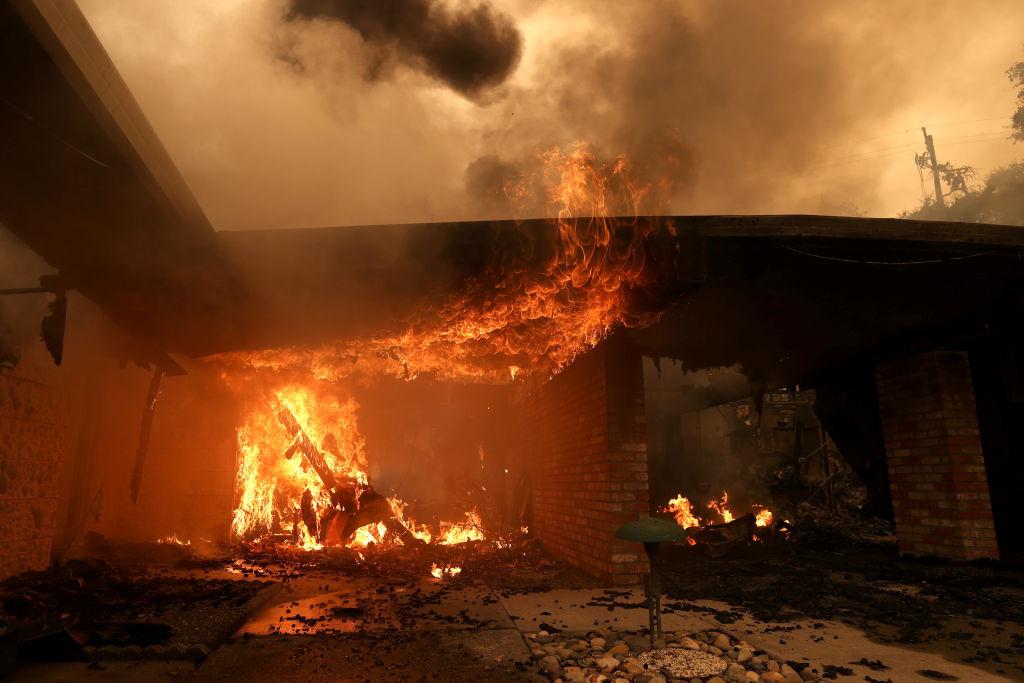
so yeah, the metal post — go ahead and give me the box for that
[643,542,662,646]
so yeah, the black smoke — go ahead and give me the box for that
[284,0,522,100]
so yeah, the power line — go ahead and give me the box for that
[937,127,1011,142]
[783,245,1002,266]
[806,149,915,171]
[831,142,916,161]
[825,115,1010,151]
[926,116,1010,128]
[810,128,1012,172]
[940,135,1012,148]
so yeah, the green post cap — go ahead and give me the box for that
[615,516,686,543]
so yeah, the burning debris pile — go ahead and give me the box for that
[660,492,790,554]
[231,384,487,552]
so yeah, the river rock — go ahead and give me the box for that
[780,663,802,683]
[799,662,823,681]
[678,637,700,651]
[724,663,749,683]
[622,658,645,675]
[563,666,585,681]
[540,655,562,676]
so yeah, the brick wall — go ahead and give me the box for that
[0,366,64,579]
[524,336,650,584]
[875,350,999,560]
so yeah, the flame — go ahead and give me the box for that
[212,143,668,385]
[156,534,190,546]
[437,511,485,545]
[231,384,368,549]
[230,383,489,550]
[218,143,680,551]
[661,494,701,529]
[707,492,734,524]
[662,492,776,544]
[431,563,462,579]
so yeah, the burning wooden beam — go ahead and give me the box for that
[272,397,341,494]
[270,396,423,547]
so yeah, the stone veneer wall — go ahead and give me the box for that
[0,366,64,579]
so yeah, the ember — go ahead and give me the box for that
[430,563,462,579]
[156,535,190,546]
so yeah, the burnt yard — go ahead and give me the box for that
[5,1,1024,682]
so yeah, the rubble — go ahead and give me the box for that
[0,559,278,662]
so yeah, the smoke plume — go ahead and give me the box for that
[283,0,522,100]
[76,0,1024,228]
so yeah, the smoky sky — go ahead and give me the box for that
[283,0,522,99]
[77,0,1024,229]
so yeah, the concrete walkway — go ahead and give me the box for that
[499,586,1020,682]
[10,579,1020,681]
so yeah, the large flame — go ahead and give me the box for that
[231,385,368,549]
[221,143,677,551]
[214,142,668,384]
[230,383,489,550]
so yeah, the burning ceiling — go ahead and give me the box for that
[213,142,680,384]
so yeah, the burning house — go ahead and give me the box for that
[3,1,1024,681]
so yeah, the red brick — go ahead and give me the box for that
[876,351,998,562]
[523,336,650,585]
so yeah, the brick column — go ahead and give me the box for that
[524,335,649,585]
[875,351,999,560]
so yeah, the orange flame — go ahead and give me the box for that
[156,534,190,546]
[431,563,462,579]
[661,494,702,529]
[662,491,776,544]
[230,383,490,550]
[212,143,666,384]
[218,144,678,549]
[707,492,734,524]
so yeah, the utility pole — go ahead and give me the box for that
[921,127,944,209]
